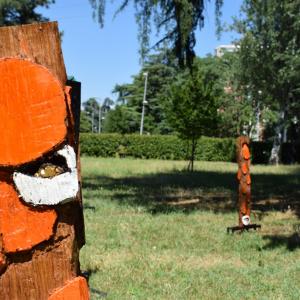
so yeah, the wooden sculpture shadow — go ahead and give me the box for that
[82,167,300,215]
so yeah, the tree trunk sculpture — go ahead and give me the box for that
[0,22,89,299]
[236,136,252,227]
[227,136,261,233]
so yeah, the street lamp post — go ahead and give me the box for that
[256,90,262,141]
[140,72,148,135]
[98,104,102,134]
[91,111,94,133]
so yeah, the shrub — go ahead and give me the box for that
[80,134,236,162]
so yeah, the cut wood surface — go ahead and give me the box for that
[48,276,90,300]
[0,22,66,85]
[0,58,67,166]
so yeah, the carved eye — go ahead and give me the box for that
[13,145,78,206]
[35,164,65,178]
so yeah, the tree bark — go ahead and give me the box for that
[187,136,197,172]
[0,22,88,299]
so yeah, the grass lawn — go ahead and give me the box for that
[80,157,300,300]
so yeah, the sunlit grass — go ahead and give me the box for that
[80,157,300,299]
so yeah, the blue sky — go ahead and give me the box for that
[37,0,243,103]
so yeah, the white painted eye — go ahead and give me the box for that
[13,145,79,206]
[242,215,250,226]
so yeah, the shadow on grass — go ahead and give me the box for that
[262,233,300,251]
[82,168,300,216]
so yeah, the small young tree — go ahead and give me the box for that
[165,68,219,171]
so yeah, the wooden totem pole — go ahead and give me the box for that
[0,22,89,299]
[227,136,261,233]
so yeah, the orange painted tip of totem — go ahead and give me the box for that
[241,162,249,175]
[48,276,90,300]
[246,174,251,185]
[237,169,242,181]
[0,58,67,166]
[0,181,57,253]
[242,144,251,160]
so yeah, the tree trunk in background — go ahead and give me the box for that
[269,110,286,165]
[187,136,197,172]
[0,22,88,299]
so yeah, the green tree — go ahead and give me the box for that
[112,51,177,134]
[82,97,114,133]
[80,111,92,133]
[165,66,219,171]
[103,105,140,134]
[233,0,300,163]
[0,0,55,25]
[82,98,100,133]
[216,52,256,138]
[89,0,224,68]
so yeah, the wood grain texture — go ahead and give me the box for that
[0,22,66,85]
[0,22,86,299]
[0,234,78,299]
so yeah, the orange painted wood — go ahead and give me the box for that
[0,203,81,299]
[242,144,250,160]
[0,22,86,299]
[48,277,89,300]
[241,182,248,194]
[0,22,67,85]
[241,162,249,175]
[0,181,57,253]
[0,58,67,166]
[236,136,251,227]
[246,174,251,185]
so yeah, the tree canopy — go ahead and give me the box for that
[233,0,300,162]
[108,50,177,134]
[0,0,55,26]
[89,0,224,68]
[165,64,219,170]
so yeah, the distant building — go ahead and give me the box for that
[215,44,238,57]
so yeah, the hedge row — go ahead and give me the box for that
[80,134,236,162]
[79,133,300,163]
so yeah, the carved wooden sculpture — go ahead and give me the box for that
[227,136,261,233]
[0,22,89,299]
[237,136,252,227]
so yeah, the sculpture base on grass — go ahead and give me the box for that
[227,224,261,233]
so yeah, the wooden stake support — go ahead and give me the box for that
[0,22,88,299]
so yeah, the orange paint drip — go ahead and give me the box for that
[48,276,89,300]
[0,181,57,253]
[0,58,67,166]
